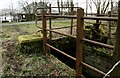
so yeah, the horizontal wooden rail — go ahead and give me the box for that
[45,15,77,18]
[46,29,76,38]
[51,25,76,30]
[82,38,114,49]
[82,16,118,21]
[46,43,76,61]
[81,62,110,77]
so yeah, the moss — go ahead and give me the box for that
[18,33,42,43]
[18,34,43,53]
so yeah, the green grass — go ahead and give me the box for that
[2,24,38,41]
[1,21,75,77]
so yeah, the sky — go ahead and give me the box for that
[0,0,86,9]
[0,0,19,9]
[0,0,118,13]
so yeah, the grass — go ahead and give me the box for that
[1,21,75,77]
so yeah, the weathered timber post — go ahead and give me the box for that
[111,1,120,77]
[76,8,84,78]
[42,10,48,55]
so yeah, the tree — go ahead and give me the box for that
[87,0,111,43]
[111,1,120,77]
[18,1,33,14]
[18,0,48,21]
[57,0,74,15]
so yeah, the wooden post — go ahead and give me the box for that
[49,4,52,40]
[76,8,84,78]
[111,1,120,77]
[42,10,48,55]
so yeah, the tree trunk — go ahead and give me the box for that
[57,0,60,14]
[111,1,120,77]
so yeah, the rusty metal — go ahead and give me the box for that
[35,15,42,17]
[82,16,118,21]
[45,15,76,18]
[36,15,118,21]
[42,10,48,55]
[76,8,84,77]
[35,16,42,29]
[36,7,118,78]
[81,62,110,77]
[51,25,76,30]
[46,29,76,38]
[82,38,114,49]
[46,43,76,61]
[86,13,118,17]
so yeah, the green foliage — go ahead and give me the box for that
[84,44,113,60]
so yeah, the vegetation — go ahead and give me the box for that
[111,1,120,77]
[1,22,75,77]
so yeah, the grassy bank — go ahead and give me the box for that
[1,21,75,77]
